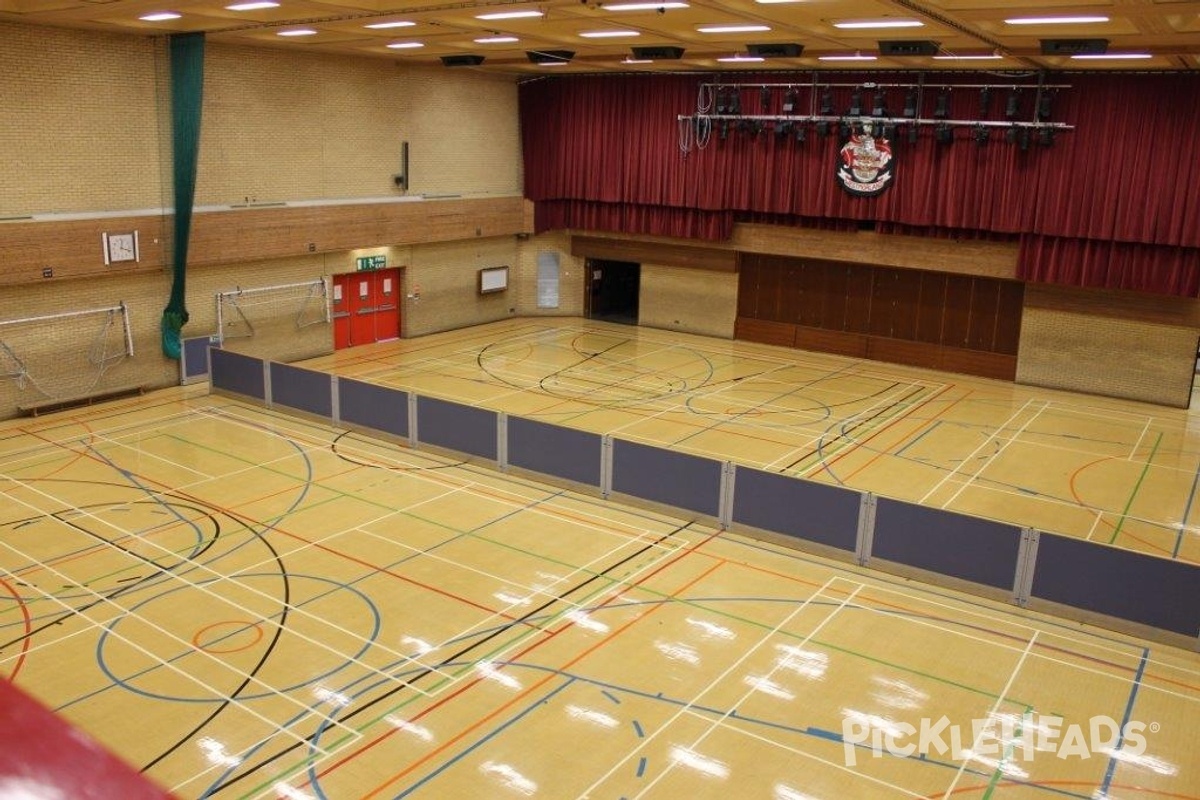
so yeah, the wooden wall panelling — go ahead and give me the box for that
[914,272,946,345]
[779,259,803,325]
[570,235,737,272]
[942,275,974,349]
[757,259,784,322]
[891,268,922,342]
[967,278,1001,352]
[799,261,829,329]
[737,255,760,319]
[994,281,1025,355]
[844,264,873,334]
[735,317,797,348]
[795,326,868,359]
[824,263,850,332]
[868,337,941,371]
[941,347,1018,381]
[869,268,897,338]
[0,216,168,286]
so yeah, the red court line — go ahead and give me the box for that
[930,779,1199,799]
[308,533,729,798]
[0,576,33,680]
[837,386,973,483]
[1068,456,1175,558]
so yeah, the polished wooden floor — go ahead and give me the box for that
[1,319,1198,799]
[305,318,1200,564]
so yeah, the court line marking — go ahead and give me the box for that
[0,551,351,751]
[939,631,1038,799]
[919,398,1037,505]
[574,574,841,798]
[939,400,1050,510]
[629,581,865,799]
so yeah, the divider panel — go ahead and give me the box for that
[338,378,409,438]
[416,396,498,460]
[181,335,213,383]
[732,466,860,552]
[1031,534,1200,637]
[872,498,1022,590]
[612,439,721,517]
[269,362,332,418]
[508,416,602,487]
[209,348,265,400]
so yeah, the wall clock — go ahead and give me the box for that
[103,231,139,265]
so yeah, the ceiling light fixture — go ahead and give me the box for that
[386,41,424,48]
[225,1,278,9]
[716,54,765,62]
[818,54,878,61]
[1005,16,1109,25]
[698,24,771,33]
[365,21,416,29]
[139,11,181,20]
[579,30,640,38]
[475,36,518,43]
[602,1,688,9]
[622,57,652,64]
[476,9,543,20]
[833,19,923,30]
[1071,52,1152,60]
[277,29,317,36]
[932,53,1003,60]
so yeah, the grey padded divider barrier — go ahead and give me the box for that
[732,466,859,552]
[1031,534,1200,637]
[873,498,1022,590]
[210,348,265,400]
[416,396,498,460]
[508,416,602,486]
[337,378,409,438]
[612,438,721,517]
[269,362,333,418]
[181,335,213,383]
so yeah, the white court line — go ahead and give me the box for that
[0,553,351,752]
[680,706,926,799]
[919,398,1037,505]
[939,632,1038,800]
[1084,510,1106,541]
[630,582,864,799]
[575,575,842,799]
[1129,416,1152,461]
[939,400,1049,510]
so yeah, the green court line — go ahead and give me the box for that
[1108,431,1163,545]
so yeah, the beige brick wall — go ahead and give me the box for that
[1017,308,1198,407]
[639,264,737,339]
[514,232,585,317]
[0,22,167,216]
[402,238,520,337]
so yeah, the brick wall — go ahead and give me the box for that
[515,232,585,317]
[639,264,737,338]
[1017,308,1198,407]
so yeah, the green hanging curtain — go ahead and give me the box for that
[161,32,205,359]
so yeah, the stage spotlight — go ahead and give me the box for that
[978,86,991,117]
[776,120,792,137]
[1038,126,1055,146]
[872,90,886,117]
[880,122,896,140]
[907,124,919,144]
[820,87,834,115]
[936,123,953,144]
[1005,126,1018,144]
[903,87,917,118]
[795,124,806,143]
[934,89,950,119]
[816,120,830,137]
[840,120,852,138]
[729,89,741,115]
[718,120,729,140]
[974,124,989,145]
[760,85,771,112]
[715,87,728,115]
[848,89,863,116]
[1037,92,1052,121]
[782,88,798,114]
[1005,89,1020,119]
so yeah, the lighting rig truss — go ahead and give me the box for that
[678,74,1073,154]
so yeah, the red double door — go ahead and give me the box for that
[331,268,401,349]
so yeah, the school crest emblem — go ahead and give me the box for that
[836,124,894,196]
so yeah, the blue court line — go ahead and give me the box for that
[632,720,644,738]
[394,677,576,798]
[1100,648,1148,795]
[1173,461,1200,558]
[894,420,943,458]
[602,690,620,705]
[636,756,647,778]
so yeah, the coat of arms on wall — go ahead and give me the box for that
[837,124,894,196]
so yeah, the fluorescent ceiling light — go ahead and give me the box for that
[933,53,1003,60]
[139,11,181,20]
[225,1,278,9]
[622,57,652,63]
[1071,52,1151,59]
[697,24,770,33]
[277,29,316,36]
[365,21,415,29]
[539,61,569,65]
[755,0,801,3]
[818,54,878,61]
[475,36,518,43]
[579,30,640,38]
[604,1,688,9]
[1005,16,1109,25]
[386,41,424,49]
[476,9,543,19]
[833,19,923,29]
[717,55,764,62]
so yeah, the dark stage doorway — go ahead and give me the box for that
[585,259,640,325]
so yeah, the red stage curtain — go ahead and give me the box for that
[1018,235,1200,296]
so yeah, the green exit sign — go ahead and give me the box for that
[356,255,387,271]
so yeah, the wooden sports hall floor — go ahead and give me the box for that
[306,318,1200,564]
[0,318,1197,800]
